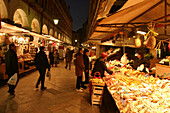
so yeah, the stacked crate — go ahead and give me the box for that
[91,82,105,106]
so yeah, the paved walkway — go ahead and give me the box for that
[0,61,119,113]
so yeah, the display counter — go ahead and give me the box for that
[155,63,170,78]
[0,58,36,80]
[104,60,170,113]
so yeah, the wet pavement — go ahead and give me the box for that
[0,61,119,113]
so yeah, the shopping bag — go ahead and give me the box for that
[7,73,18,85]
[46,71,51,80]
[82,71,85,82]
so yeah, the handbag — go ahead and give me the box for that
[7,73,18,85]
[82,71,85,82]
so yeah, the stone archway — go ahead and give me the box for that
[31,18,40,33]
[0,0,8,19]
[49,29,53,36]
[13,9,28,27]
[42,24,48,34]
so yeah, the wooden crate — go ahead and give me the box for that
[91,84,104,106]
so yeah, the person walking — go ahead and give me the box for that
[65,48,73,70]
[54,49,59,67]
[35,46,50,90]
[75,48,87,92]
[5,43,19,95]
[49,49,54,67]
[83,49,90,84]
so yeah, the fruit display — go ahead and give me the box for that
[104,60,170,113]
[91,77,104,84]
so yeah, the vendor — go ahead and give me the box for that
[92,52,113,78]
[133,51,150,72]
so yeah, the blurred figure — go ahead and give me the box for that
[65,48,73,70]
[133,51,150,72]
[83,49,90,84]
[92,52,113,78]
[5,43,19,95]
[49,49,54,67]
[75,48,87,92]
[54,49,59,67]
[35,46,50,90]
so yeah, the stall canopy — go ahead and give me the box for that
[88,0,169,46]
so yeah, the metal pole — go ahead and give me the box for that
[122,28,125,54]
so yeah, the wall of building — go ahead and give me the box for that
[0,0,72,44]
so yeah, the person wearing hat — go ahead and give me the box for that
[92,52,113,78]
[133,51,150,72]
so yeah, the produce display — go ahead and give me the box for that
[104,60,170,113]
[91,77,105,84]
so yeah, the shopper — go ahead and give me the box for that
[35,46,50,90]
[65,48,73,70]
[54,49,59,67]
[49,49,54,67]
[83,49,90,84]
[5,43,19,95]
[75,48,87,92]
[133,51,150,72]
[92,52,113,78]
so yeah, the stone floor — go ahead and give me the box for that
[0,61,119,113]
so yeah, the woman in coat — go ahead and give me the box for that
[83,49,90,84]
[75,48,86,92]
[54,50,59,67]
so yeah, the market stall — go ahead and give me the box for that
[0,21,60,80]
[101,60,170,112]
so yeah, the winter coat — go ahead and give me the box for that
[49,52,54,64]
[92,57,113,78]
[65,51,72,62]
[75,53,85,76]
[83,54,89,70]
[5,49,19,76]
[35,51,50,70]
[54,52,59,64]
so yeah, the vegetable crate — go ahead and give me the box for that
[91,82,105,106]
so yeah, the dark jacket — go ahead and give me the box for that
[92,57,113,78]
[133,57,150,71]
[83,54,89,70]
[5,49,19,76]
[35,51,50,70]
[65,50,73,62]
[75,53,85,76]
[49,52,54,64]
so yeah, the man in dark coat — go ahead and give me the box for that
[49,50,54,67]
[35,46,50,90]
[83,49,90,84]
[5,43,19,95]
[65,48,73,70]
[92,52,113,78]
